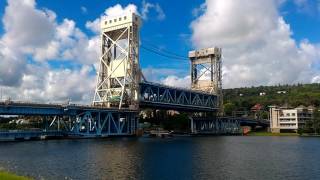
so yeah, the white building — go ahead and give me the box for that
[269,105,314,133]
[259,92,266,96]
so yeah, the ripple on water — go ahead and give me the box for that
[0,137,319,180]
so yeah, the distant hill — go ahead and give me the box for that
[223,83,320,116]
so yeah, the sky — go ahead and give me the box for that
[0,0,319,104]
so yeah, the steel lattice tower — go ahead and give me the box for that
[189,47,223,114]
[93,13,141,109]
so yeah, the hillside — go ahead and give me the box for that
[223,83,320,116]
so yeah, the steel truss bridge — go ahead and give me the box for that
[0,80,220,138]
[139,82,217,112]
[0,12,265,139]
[0,102,138,138]
[190,116,269,135]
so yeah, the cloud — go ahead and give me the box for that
[85,2,165,34]
[1,65,95,103]
[0,42,25,86]
[142,67,186,83]
[2,0,56,49]
[141,0,165,20]
[188,0,320,88]
[161,75,191,88]
[0,1,169,103]
[0,0,99,103]
[85,4,138,34]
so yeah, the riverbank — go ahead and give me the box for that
[0,170,32,180]
[248,132,298,136]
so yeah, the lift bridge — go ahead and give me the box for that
[0,13,241,138]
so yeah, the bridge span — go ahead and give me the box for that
[140,82,218,112]
[0,78,219,138]
[0,12,255,138]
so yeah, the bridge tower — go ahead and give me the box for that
[93,12,141,109]
[189,47,223,114]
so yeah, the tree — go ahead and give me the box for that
[313,108,320,134]
[224,102,236,116]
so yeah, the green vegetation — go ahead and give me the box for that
[223,83,320,116]
[140,111,190,132]
[0,171,32,180]
[0,116,44,130]
[224,83,320,134]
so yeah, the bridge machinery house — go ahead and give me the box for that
[269,105,314,133]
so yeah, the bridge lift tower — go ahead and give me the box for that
[189,47,223,114]
[93,12,141,110]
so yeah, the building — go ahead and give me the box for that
[277,90,287,94]
[269,105,314,133]
[259,92,266,96]
[251,103,264,120]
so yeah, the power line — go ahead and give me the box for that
[141,45,189,61]
[140,40,190,62]
[141,41,189,59]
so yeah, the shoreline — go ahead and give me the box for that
[247,132,299,136]
[0,170,31,180]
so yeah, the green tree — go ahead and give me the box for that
[224,102,236,116]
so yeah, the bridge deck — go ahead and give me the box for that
[0,101,136,116]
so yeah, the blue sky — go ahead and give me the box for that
[0,0,320,103]
[0,0,319,71]
[0,0,200,79]
[1,0,317,75]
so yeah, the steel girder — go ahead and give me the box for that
[0,102,139,137]
[139,82,218,112]
[45,111,138,136]
[93,14,141,109]
[190,117,241,135]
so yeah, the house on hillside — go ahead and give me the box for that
[259,92,266,96]
[277,90,287,94]
[251,103,264,119]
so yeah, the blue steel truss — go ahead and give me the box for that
[139,82,218,112]
[190,117,241,135]
[0,102,138,137]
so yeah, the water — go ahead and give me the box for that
[0,136,320,180]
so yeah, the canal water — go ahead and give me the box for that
[0,136,320,180]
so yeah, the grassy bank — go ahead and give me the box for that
[0,171,32,180]
[248,132,298,136]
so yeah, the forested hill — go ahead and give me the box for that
[223,83,320,115]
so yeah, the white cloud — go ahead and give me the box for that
[0,1,168,103]
[188,0,320,88]
[161,75,191,88]
[1,65,95,103]
[141,0,165,20]
[0,41,25,86]
[142,67,187,83]
[0,0,99,103]
[2,0,56,49]
[85,4,138,34]
[85,2,166,34]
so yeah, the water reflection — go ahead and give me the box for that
[0,137,320,180]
